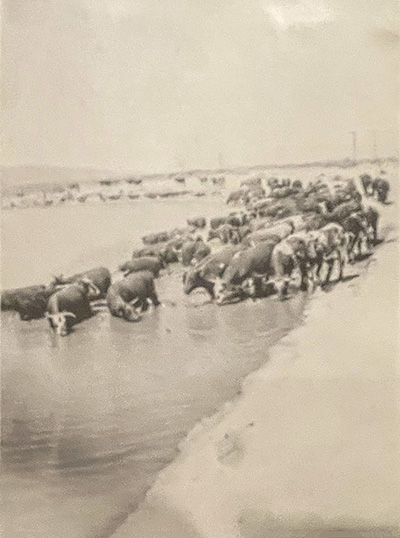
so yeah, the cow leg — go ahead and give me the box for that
[274,278,289,300]
[323,259,334,286]
[348,235,357,263]
[372,223,378,244]
[298,261,309,291]
[356,234,363,256]
[337,249,344,281]
[149,292,161,307]
[315,260,324,285]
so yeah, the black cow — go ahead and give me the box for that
[2,284,57,320]
[132,242,180,265]
[119,257,163,277]
[360,174,373,196]
[141,231,170,245]
[210,216,227,230]
[46,279,99,336]
[372,178,390,203]
[52,267,111,299]
[226,190,244,205]
[183,245,241,298]
[107,271,160,322]
[215,238,281,304]
[181,237,200,266]
[187,217,207,229]
[192,242,211,264]
[327,200,362,224]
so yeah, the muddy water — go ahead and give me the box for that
[1,196,309,538]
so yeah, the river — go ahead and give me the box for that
[1,195,309,538]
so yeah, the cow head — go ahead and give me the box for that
[183,269,201,295]
[78,278,101,299]
[46,311,76,336]
[214,277,225,304]
[183,269,216,298]
[50,274,71,290]
[214,278,250,306]
[207,229,220,242]
[123,302,142,322]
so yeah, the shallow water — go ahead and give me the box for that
[1,195,309,538]
[4,160,396,538]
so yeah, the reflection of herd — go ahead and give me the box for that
[1,172,390,337]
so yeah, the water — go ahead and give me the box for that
[1,192,311,538]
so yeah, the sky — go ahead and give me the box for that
[1,0,399,174]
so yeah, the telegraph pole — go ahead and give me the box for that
[349,131,357,164]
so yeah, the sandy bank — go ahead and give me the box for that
[111,200,400,538]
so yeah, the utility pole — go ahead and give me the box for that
[349,131,357,164]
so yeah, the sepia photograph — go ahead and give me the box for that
[1,1,399,537]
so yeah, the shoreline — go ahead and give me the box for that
[111,203,399,538]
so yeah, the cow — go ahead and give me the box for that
[270,186,298,199]
[243,186,266,206]
[187,217,207,229]
[51,267,111,299]
[214,238,281,305]
[360,174,373,196]
[243,221,294,247]
[362,205,379,246]
[106,271,160,322]
[270,232,317,300]
[372,178,390,203]
[181,237,206,266]
[240,177,262,188]
[327,200,362,225]
[119,257,163,277]
[210,216,227,230]
[226,190,244,205]
[46,278,100,336]
[259,199,297,219]
[183,245,242,298]
[192,242,211,264]
[141,231,170,245]
[249,217,273,231]
[308,223,348,287]
[208,224,236,244]
[212,177,225,186]
[132,241,181,265]
[342,213,370,263]
[2,284,57,320]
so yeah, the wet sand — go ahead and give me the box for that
[112,201,400,538]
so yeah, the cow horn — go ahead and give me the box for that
[130,297,141,306]
[63,312,77,318]
[82,278,100,297]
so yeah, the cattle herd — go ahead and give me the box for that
[1,172,390,337]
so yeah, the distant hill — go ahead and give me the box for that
[1,157,397,195]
